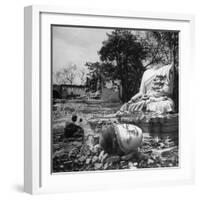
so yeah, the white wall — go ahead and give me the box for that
[0,0,199,199]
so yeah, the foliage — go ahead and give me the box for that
[86,29,179,110]
[54,64,77,85]
[54,64,87,85]
[98,29,147,102]
[85,62,104,92]
[150,31,179,111]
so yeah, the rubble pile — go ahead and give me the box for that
[53,130,178,172]
[52,103,178,173]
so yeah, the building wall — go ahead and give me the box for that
[53,85,86,99]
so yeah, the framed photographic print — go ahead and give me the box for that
[24,5,195,194]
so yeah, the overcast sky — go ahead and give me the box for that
[52,26,113,73]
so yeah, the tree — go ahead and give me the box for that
[148,31,179,111]
[79,68,87,85]
[54,64,77,85]
[151,31,178,67]
[98,29,147,102]
[85,62,105,92]
[86,29,179,110]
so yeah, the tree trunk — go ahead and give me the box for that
[172,33,179,113]
[121,80,126,103]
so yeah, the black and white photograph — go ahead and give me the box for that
[52,25,179,173]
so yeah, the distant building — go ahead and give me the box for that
[53,84,86,99]
[53,82,122,103]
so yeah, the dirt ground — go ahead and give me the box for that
[52,100,178,173]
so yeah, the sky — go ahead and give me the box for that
[52,26,175,85]
[52,26,113,74]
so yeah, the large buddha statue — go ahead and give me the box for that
[116,63,175,116]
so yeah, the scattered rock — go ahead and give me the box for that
[68,147,79,158]
[133,162,138,167]
[91,144,102,154]
[137,152,149,161]
[72,141,83,147]
[147,159,154,165]
[86,158,91,165]
[106,155,120,164]
[97,120,103,125]
[121,152,136,161]
[94,144,101,150]
[120,161,128,169]
[98,150,105,161]
[168,163,173,167]
[63,144,76,153]
[101,153,109,163]
[103,162,109,170]
[151,150,161,159]
[76,154,81,158]
[80,145,91,156]
[64,160,73,167]
[53,144,61,150]
[93,134,100,144]
[94,163,103,170]
[120,161,126,165]
[159,143,165,148]
[128,162,137,169]
[53,149,65,158]
[92,156,99,163]
[161,147,176,158]
[78,156,86,163]
[166,141,175,148]
[143,150,152,154]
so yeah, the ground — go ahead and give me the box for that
[52,100,178,173]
